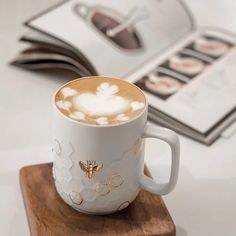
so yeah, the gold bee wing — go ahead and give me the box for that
[79,161,88,172]
[93,163,103,172]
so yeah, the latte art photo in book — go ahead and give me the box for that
[187,35,233,58]
[55,77,146,125]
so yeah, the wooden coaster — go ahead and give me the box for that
[20,163,175,236]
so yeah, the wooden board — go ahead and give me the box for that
[20,163,175,236]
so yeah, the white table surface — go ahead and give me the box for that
[0,0,236,235]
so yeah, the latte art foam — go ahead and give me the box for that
[55,77,146,125]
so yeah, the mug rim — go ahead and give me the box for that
[53,76,147,128]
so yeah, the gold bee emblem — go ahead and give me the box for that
[79,160,103,179]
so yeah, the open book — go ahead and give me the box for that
[12,0,236,145]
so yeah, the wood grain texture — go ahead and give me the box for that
[20,163,175,236]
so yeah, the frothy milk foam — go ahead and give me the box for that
[55,77,146,125]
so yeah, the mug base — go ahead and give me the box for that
[59,192,126,215]
[71,207,117,215]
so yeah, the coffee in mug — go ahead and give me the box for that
[52,76,180,215]
[55,77,146,125]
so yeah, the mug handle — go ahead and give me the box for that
[139,124,180,195]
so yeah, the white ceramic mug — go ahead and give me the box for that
[52,77,180,215]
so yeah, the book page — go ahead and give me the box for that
[130,29,236,133]
[26,0,193,77]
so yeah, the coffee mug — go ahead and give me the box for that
[52,76,180,214]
